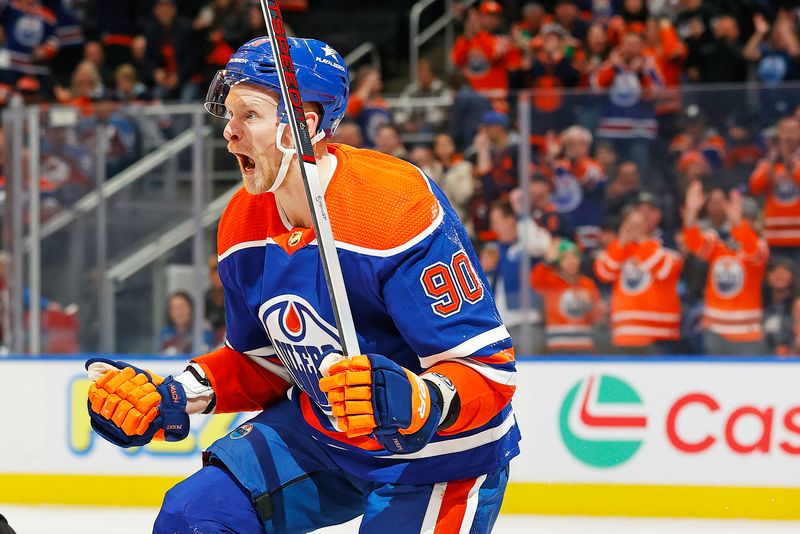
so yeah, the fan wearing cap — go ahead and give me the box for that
[451,0,521,103]
[531,238,602,353]
[636,190,677,249]
[471,109,518,234]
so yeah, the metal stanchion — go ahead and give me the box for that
[191,111,207,354]
[27,107,41,354]
[517,91,534,356]
[95,125,112,353]
[8,101,25,354]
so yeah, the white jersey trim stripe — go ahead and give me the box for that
[218,239,269,262]
[459,475,487,534]
[245,354,294,384]
[243,346,277,357]
[611,311,681,323]
[764,229,800,239]
[704,308,763,321]
[597,252,619,270]
[707,323,762,335]
[546,325,593,334]
[420,482,447,534]
[595,260,617,282]
[377,411,516,460]
[655,254,674,280]
[419,325,511,368]
[764,216,800,225]
[638,248,665,271]
[613,326,680,337]
[458,359,517,386]
[548,336,594,347]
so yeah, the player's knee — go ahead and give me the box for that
[153,479,198,534]
[153,464,263,534]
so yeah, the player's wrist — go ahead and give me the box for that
[175,363,216,414]
[422,372,461,431]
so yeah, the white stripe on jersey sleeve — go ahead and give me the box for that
[418,325,511,368]
[457,358,517,386]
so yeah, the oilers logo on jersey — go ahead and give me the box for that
[712,256,745,299]
[260,294,342,409]
[774,175,800,204]
[621,260,652,295]
[609,71,642,108]
[559,288,593,319]
[553,172,583,214]
[14,16,44,47]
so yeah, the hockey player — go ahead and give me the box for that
[85,37,519,533]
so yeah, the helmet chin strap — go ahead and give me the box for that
[267,123,326,193]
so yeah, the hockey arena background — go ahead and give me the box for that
[3,0,800,531]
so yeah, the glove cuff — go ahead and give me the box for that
[155,379,191,442]
[422,373,461,431]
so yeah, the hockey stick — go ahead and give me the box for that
[258,0,361,357]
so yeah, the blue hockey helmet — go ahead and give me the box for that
[205,37,350,137]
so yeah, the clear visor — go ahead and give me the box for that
[204,70,245,119]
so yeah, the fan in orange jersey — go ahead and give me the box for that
[531,239,602,353]
[594,206,683,354]
[749,116,800,259]
[682,181,769,355]
[451,1,521,105]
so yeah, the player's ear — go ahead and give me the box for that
[305,109,320,139]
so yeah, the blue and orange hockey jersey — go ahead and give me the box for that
[0,1,59,76]
[193,144,520,485]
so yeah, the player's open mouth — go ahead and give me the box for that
[235,153,256,173]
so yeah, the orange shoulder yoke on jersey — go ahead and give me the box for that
[192,346,291,413]
[325,144,441,251]
[217,188,281,259]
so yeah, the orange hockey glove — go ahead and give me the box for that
[319,354,445,454]
[86,358,189,448]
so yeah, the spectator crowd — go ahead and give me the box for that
[3,0,800,356]
[345,0,800,357]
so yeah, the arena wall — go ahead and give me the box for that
[1,356,798,519]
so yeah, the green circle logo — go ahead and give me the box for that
[559,374,647,468]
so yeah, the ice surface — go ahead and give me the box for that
[2,506,800,533]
